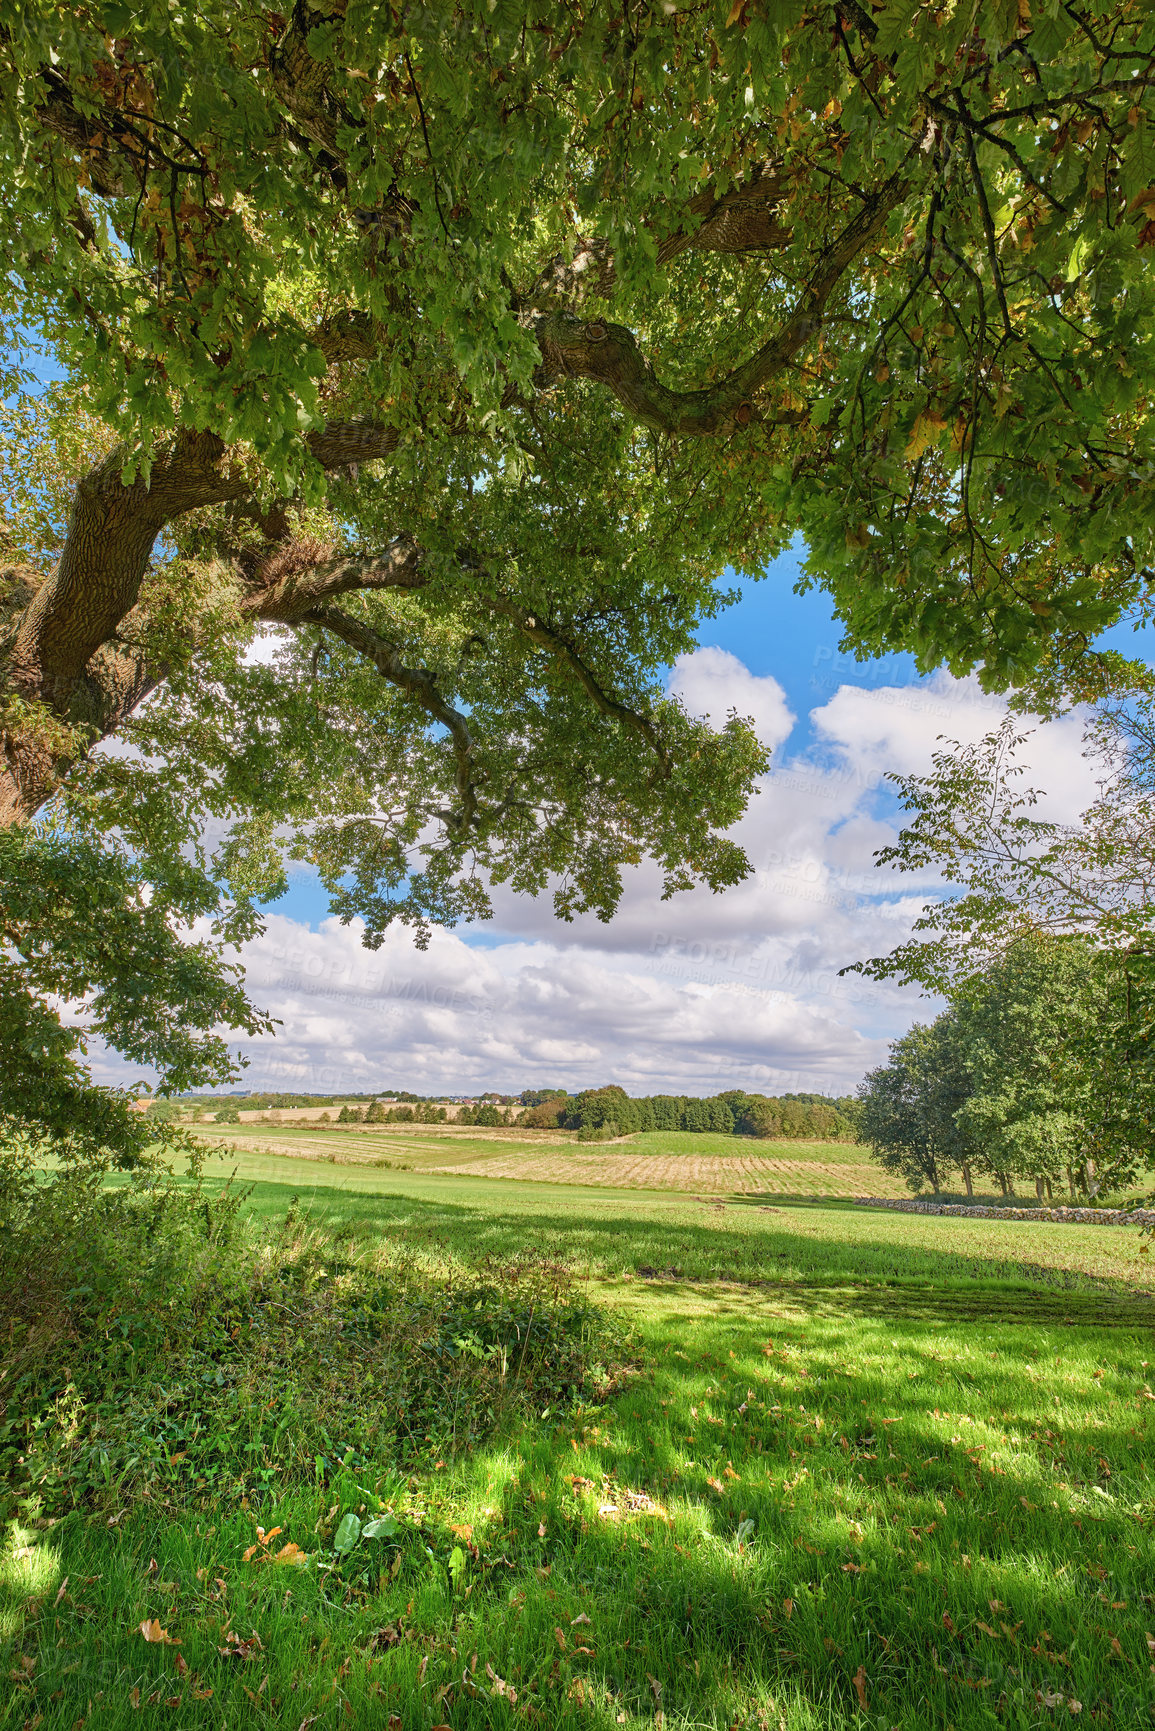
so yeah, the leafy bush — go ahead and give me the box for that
[0,1172,626,1523]
[577,1121,620,1143]
[520,1096,568,1129]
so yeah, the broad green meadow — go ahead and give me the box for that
[4,1139,1154,1730]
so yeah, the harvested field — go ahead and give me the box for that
[197,1123,911,1197]
[422,1150,909,1194]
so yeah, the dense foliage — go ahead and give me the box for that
[859,933,1155,1199]
[521,1085,859,1140]
[0,1175,624,1525]
[4,1,1155,1152]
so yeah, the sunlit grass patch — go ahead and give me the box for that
[5,1168,1154,1729]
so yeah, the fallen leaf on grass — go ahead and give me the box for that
[571,1612,591,1625]
[841,1562,863,1574]
[54,1577,68,1608]
[129,1687,141,1710]
[451,1524,473,1542]
[974,1621,1000,1639]
[554,1627,567,1650]
[538,1522,547,1538]
[783,1598,794,1619]
[368,1625,401,1652]
[486,1660,517,1702]
[647,1673,663,1703]
[706,1476,726,1495]
[139,1620,180,1645]
[219,1629,263,1661]
[242,1526,283,1561]
[175,1654,188,1677]
[853,1664,868,1709]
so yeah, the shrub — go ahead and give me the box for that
[0,1170,628,1522]
[577,1121,619,1143]
[520,1097,567,1129]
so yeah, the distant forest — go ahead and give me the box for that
[516,1086,860,1141]
[149,1085,860,1141]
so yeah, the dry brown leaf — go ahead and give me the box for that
[139,1619,180,1646]
[783,1598,794,1619]
[853,1664,868,1710]
[554,1626,567,1650]
[974,1621,1000,1639]
[129,1686,141,1710]
[274,1542,308,1566]
[571,1612,591,1625]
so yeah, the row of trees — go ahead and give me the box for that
[852,695,1155,1203]
[339,1103,448,1126]
[859,936,1154,1201]
[520,1086,859,1141]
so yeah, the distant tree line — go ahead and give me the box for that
[519,1086,859,1140]
[338,1102,449,1125]
[858,933,1155,1201]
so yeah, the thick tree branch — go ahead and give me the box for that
[532,167,908,436]
[244,536,427,623]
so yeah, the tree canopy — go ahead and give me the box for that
[4,0,1155,1128]
[858,933,1155,1198]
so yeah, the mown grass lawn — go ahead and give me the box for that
[3,1156,1154,1730]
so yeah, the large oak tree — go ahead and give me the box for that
[3,0,1155,1131]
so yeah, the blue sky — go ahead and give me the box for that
[16,336,1147,1095]
[129,550,1141,1102]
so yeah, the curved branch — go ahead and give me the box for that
[300,603,479,833]
[245,537,427,622]
[489,599,670,778]
[532,165,909,436]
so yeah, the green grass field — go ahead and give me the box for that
[4,1149,1154,1730]
[195,1123,921,1199]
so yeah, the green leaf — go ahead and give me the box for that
[333,1512,361,1554]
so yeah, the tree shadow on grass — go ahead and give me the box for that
[14,1268,1155,1731]
[209,1174,1155,1319]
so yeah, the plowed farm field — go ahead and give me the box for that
[197,1123,908,1197]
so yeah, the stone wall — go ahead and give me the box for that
[853,1196,1155,1227]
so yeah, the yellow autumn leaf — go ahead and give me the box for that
[904,412,947,461]
[139,1619,180,1645]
